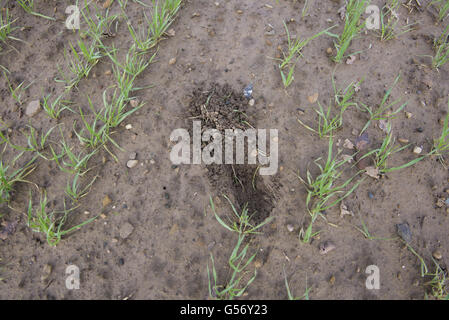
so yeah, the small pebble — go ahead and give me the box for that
[413,146,422,154]
[286,224,294,232]
[119,222,134,239]
[26,100,41,117]
[433,249,442,260]
[396,222,412,243]
[248,99,255,106]
[125,124,133,130]
[127,160,138,168]
[319,241,336,255]
[398,138,409,144]
[169,57,177,65]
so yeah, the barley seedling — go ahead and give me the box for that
[27,191,96,246]
[278,23,335,87]
[51,139,97,175]
[210,195,273,235]
[298,101,346,139]
[297,136,364,243]
[0,8,21,46]
[3,72,33,105]
[378,0,416,41]
[431,98,449,163]
[207,195,270,300]
[328,0,369,63]
[360,122,427,174]
[430,24,449,70]
[0,153,35,204]
[65,173,98,202]
[332,73,363,109]
[284,267,311,300]
[431,0,449,22]
[16,0,55,20]
[359,74,406,134]
[42,92,74,119]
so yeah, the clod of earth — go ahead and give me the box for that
[40,264,52,282]
[308,93,319,104]
[343,139,354,150]
[340,202,354,217]
[102,195,112,207]
[0,221,17,240]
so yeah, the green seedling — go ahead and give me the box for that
[328,0,369,63]
[3,72,33,105]
[378,0,416,41]
[42,92,73,119]
[0,153,35,204]
[0,8,21,45]
[360,122,427,174]
[429,24,449,70]
[284,267,311,300]
[74,101,109,149]
[353,214,397,240]
[148,0,182,44]
[359,74,406,134]
[21,125,58,160]
[297,101,346,139]
[431,0,449,22]
[424,260,449,300]
[107,44,154,78]
[432,98,449,164]
[209,195,273,235]
[207,237,258,300]
[27,191,96,246]
[51,139,97,175]
[297,136,364,243]
[278,23,335,87]
[65,172,98,202]
[207,195,268,300]
[405,241,448,300]
[16,0,55,20]
[332,73,363,109]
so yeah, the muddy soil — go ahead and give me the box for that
[1,0,449,299]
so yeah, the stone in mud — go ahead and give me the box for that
[119,222,134,239]
[396,222,412,243]
[319,241,336,255]
[127,160,138,168]
[433,249,442,260]
[26,100,41,117]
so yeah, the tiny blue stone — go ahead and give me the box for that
[243,84,253,99]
